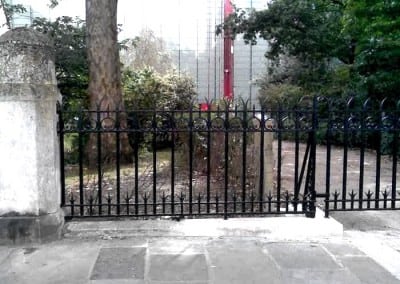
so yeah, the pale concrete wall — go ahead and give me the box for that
[0,27,63,244]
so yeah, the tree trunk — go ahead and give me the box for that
[86,0,131,166]
[86,0,121,109]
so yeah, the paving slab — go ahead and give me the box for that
[345,230,400,279]
[90,247,145,280]
[280,269,363,284]
[266,243,341,270]
[0,243,99,284]
[91,280,144,284]
[0,247,13,265]
[148,239,205,254]
[322,242,366,257]
[341,257,400,284]
[207,239,281,284]
[148,253,208,282]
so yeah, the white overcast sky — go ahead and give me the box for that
[2,0,211,49]
[1,0,267,49]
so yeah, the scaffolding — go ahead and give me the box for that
[120,0,269,106]
[5,0,40,28]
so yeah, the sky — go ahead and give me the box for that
[1,0,267,49]
[1,0,211,49]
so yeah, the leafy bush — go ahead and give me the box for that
[122,68,195,110]
[122,67,197,149]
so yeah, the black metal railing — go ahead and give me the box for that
[57,96,400,219]
[317,97,400,215]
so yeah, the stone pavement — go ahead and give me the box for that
[1,210,400,284]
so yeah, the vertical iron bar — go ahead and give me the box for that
[267,193,272,212]
[180,193,184,216]
[78,109,84,216]
[162,192,166,214]
[310,97,318,216]
[277,105,282,212]
[126,195,130,215]
[342,107,349,210]
[152,111,157,215]
[334,192,338,210]
[383,191,388,209]
[70,198,75,217]
[198,193,201,214]
[134,124,139,216]
[259,109,265,212]
[233,193,237,213]
[107,194,111,215]
[57,103,66,206]
[367,191,372,209]
[294,108,299,208]
[375,108,382,209]
[392,119,398,209]
[116,108,121,215]
[171,112,176,215]
[304,97,318,218]
[206,109,211,213]
[359,106,366,210]
[224,106,229,219]
[242,107,247,212]
[96,107,102,215]
[189,107,194,215]
[144,194,148,215]
[350,191,355,210]
[325,103,332,217]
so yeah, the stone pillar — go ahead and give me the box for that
[254,114,274,196]
[0,28,64,244]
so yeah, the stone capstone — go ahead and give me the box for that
[0,27,56,86]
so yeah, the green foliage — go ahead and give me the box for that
[31,16,89,109]
[219,0,348,63]
[220,0,400,103]
[343,0,400,99]
[259,83,304,110]
[122,67,197,149]
[218,0,355,104]
[122,68,196,111]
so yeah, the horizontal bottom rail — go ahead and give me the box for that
[63,211,308,220]
[327,207,400,212]
[62,198,314,219]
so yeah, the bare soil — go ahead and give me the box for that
[277,141,400,197]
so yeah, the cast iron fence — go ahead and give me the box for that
[57,96,400,219]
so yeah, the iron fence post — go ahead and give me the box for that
[57,103,66,207]
[224,103,229,220]
[305,97,318,218]
[96,104,102,215]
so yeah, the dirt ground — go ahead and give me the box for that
[63,140,399,216]
[276,141,400,198]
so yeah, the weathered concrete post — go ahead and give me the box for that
[0,28,64,244]
[254,114,274,198]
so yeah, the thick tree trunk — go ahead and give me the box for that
[86,0,121,109]
[86,0,131,165]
